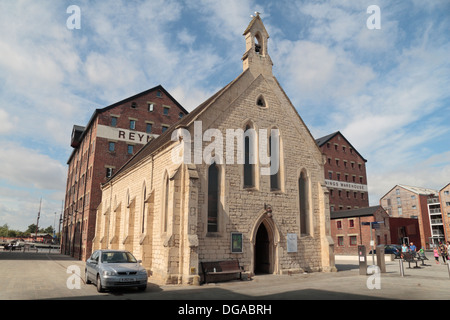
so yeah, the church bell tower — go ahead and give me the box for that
[242,12,273,76]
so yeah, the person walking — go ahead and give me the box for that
[438,242,448,264]
[447,242,450,260]
[434,247,440,264]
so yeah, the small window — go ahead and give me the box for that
[108,142,115,152]
[162,125,169,133]
[256,95,266,108]
[163,107,170,116]
[349,236,357,246]
[127,145,134,154]
[148,103,154,112]
[131,102,137,109]
[179,112,184,119]
[338,236,344,246]
[130,120,136,130]
[337,221,342,229]
[146,123,153,133]
[156,90,163,98]
[111,117,117,127]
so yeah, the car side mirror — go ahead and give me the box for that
[137,260,142,263]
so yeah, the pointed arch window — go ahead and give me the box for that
[255,33,262,54]
[244,124,256,188]
[256,95,266,108]
[299,171,310,235]
[269,129,280,191]
[207,163,219,233]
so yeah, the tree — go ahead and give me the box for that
[0,224,9,237]
[26,224,38,235]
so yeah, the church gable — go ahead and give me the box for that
[188,71,323,173]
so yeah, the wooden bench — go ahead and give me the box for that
[201,259,243,284]
[402,252,421,269]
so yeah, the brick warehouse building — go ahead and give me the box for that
[316,131,369,211]
[93,14,336,285]
[62,85,188,261]
[330,206,390,255]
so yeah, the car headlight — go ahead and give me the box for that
[138,269,148,275]
[103,270,116,276]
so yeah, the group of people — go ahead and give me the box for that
[433,241,450,264]
[399,242,425,259]
[397,241,450,264]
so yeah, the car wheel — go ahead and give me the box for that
[85,269,91,284]
[96,275,105,293]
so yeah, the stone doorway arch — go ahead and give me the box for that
[250,214,280,275]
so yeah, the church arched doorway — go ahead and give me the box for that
[254,222,271,274]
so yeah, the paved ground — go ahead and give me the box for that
[1,250,449,302]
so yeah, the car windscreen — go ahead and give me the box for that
[101,252,137,263]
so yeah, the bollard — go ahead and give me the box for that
[399,259,404,277]
[358,245,367,275]
[376,245,386,273]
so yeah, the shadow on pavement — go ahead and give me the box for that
[0,251,77,261]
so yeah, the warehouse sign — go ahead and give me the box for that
[325,179,368,192]
[97,125,158,145]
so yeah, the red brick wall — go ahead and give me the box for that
[319,133,369,210]
[389,217,421,247]
[63,87,187,260]
[332,209,390,255]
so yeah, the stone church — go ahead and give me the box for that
[93,14,336,284]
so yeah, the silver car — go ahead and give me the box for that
[85,250,148,292]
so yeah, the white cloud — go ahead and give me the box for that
[0,144,66,191]
[0,109,16,134]
[273,39,375,110]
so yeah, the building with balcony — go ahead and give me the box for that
[380,184,441,249]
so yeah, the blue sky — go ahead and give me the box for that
[0,0,449,231]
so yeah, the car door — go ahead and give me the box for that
[86,251,99,281]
